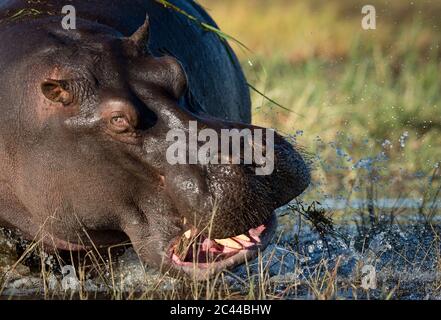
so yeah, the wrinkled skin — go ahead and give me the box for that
[0,0,310,279]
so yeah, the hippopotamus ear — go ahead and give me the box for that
[41,79,74,105]
[125,16,187,98]
[156,55,188,99]
[124,16,151,56]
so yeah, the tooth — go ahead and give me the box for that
[234,234,251,242]
[183,229,192,239]
[183,217,187,225]
[214,238,243,250]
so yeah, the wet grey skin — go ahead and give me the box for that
[0,0,310,280]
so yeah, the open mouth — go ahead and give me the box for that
[165,214,277,279]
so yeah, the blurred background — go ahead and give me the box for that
[199,0,441,202]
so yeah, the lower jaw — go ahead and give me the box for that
[162,214,277,280]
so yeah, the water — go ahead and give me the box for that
[320,198,441,211]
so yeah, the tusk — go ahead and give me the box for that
[183,229,192,239]
[234,234,251,242]
[214,238,243,250]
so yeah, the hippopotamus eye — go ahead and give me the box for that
[107,111,135,134]
[110,115,129,127]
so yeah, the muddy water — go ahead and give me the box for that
[1,201,440,300]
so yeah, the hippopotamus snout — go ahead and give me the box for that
[138,104,311,240]
[135,110,310,278]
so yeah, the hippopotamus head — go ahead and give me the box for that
[2,17,310,279]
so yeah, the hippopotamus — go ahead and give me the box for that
[0,0,310,279]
